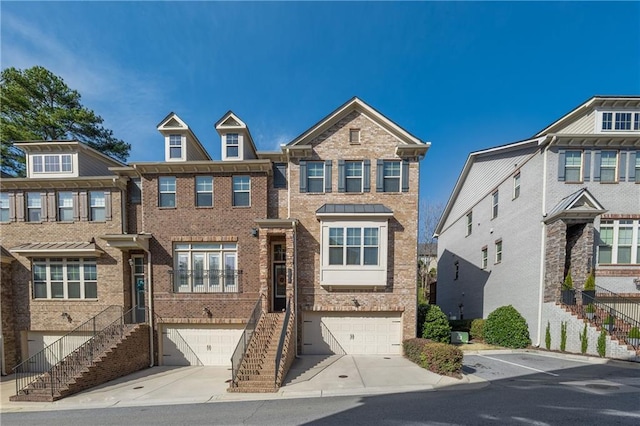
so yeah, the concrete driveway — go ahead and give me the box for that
[1,355,475,412]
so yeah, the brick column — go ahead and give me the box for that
[544,220,567,302]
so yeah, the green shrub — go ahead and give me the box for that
[422,304,452,343]
[585,303,596,313]
[416,303,429,337]
[584,273,595,291]
[604,315,615,326]
[597,328,607,357]
[545,321,551,350]
[403,338,463,378]
[560,321,567,352]
[579,323,588,354]
[484,305,531,348]
[562,271,573,290]
[470,319,485,341]
[629,327,640,339]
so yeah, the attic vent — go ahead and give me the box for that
[349,129,361,144]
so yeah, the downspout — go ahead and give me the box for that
[145,247,154,367]
[536,135,555,347]
[293,220,298,357]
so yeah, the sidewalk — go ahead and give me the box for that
[0,355,486,413]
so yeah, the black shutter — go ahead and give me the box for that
[299,161,307,193]
[583,151,591,182]
[401,160,410,192]
[558,150,566,182]
[338,160,345,192]
[593,151,601,182]
[324,160,332,193]
[363,160,371,192]
[376,159,384,192]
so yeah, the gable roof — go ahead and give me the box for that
[544,188,607,224]
[534,95,640,137]
[285,97,430,153]
[214,110,258,158]
[434,137,542,236]
[156,112,211,161]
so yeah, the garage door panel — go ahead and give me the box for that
[27,332,93,371]
[303,312,402,355]
[162,325,243,366]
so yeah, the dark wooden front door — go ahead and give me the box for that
[272,243,287,311]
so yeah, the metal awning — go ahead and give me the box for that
[316,203,393,218]
[10,242,104,257]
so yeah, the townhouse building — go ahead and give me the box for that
[435,96,639,358]
[1,97,430,397]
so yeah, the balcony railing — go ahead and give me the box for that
[170,269,242,293]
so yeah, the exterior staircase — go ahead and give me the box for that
[229,312,284,393]
[11,322,150,402]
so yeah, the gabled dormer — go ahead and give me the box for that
[14,140,123,178]
[214,111,258,161]
[157,113,211,162]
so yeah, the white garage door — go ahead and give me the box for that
[27,331,93,370]
[302,312,402,355]
[161,324,243,366]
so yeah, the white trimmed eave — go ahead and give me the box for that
[100,233,151,251]
[288,97,425,147]
[14,140,80,153]
[395,143,431,159]
[256,151,286,162]
[283,145,313,158]
[1,176,128,190]
[543,208,608,224]
[548,134,640,148]
[130,160,273,174]
[254,218,298,229]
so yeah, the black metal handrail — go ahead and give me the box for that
[13,305,122,397]
[577,287,640,349]
[274,297,293,386]
[230,296,263,384]
[14,306,140,398]
[170,269,243,293]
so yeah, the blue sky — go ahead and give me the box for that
[2,1,639,210]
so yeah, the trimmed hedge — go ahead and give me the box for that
[421,304,451,343]
[470,319,485,341]
[484,305,531,348]
[403,338,463,378]
[449,319,474,332]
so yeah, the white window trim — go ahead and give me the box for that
[32,258,97,300]
[598,219,640,265]
[491,191,499,219]
[57,192,74,222]
[195,176,214,207]
[0,193,10,223]
[383,160,402,193]
[564,150,583,183]
[158,176,176,208]
[225,133,240,159]
[596,109,640,133]
[349,128,361,144]
[28,153,77,178]
[466,212,472,236]
[232,175,251,207]
[26,192,42,222]
[307,162,325,194]
[166,134,185,161]
[89,191,106,222]
[320,219,388,288]
[481,247,488,269]
[345,161,363,193]
[495,240,502,264]
[173,243,239,293]
[599,150,618,183]
[513,172,521,199]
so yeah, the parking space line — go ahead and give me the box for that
[477,355,559,377]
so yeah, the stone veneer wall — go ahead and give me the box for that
[544,220,567,302]
[566,222,595,290]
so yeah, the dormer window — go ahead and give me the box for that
[169,135,183,159]
[600,111,640,132]
[226,133,239,158]
[32,154,72,174]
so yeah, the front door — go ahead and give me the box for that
[272,243,287,311]
[132,256,146,323]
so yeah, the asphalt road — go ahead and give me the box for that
[3,353,640,426]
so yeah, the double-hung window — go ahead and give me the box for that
[598,219,640,264]
[495,240,502,264]
[169,135,182,159]
[491,191,499,219]
[466,212,472,236]
[307,162,325,193]
[58,192,74,221]
[174,243,239,293]
[345,161,363,193]
[0,193,9,222]
[195,176,213,207]
[615,113,632,130]
[89,192,106,221]
[233,176,250,206]
[600,151,617,183]
[159,177,176,207]
[513,173,521,199]
[26,192,42,222]
[383,161,401,192]
[329,226,379,266]
[564,151,582,182]
[32,258,97,299]
[226,133,239,158]
[602,112,613,130]
[32,154,72,174]
[481,247,488,269]
[130,178,142,204]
